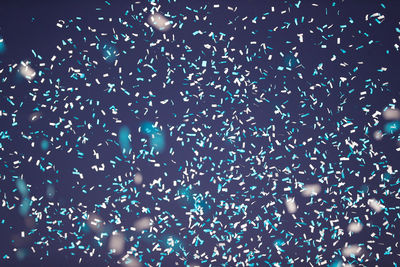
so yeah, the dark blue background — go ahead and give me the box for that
[1,0,400,266]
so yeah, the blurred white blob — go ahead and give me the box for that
[301,184,321,197]
[29,111,42,122]
[342,245,363,257]
[347,222,363,233]
[148,13,171,31]
[19,62,36,80]
[285,197,297,213]
[373,130,383,141]
[123,256,142,267]
[342,264,355,267]
[188,263,201,267]
[109,232,125,255]
[368,198,384,213]
[383,108,400,120]
[134,173,143,185]
[133,217,152,231]
[87,213,105,232]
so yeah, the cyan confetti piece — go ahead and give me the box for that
[118,126,131,155]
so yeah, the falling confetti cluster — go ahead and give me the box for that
[1,0,400,266]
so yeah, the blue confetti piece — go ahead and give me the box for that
[41,139,49,150]
[118,126,131,155]
[16,179,28,197]
[384,121,400,134]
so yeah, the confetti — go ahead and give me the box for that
[18,61,36,80]
[133,172,143,185]
[342,244,364,257]
[301,184,321,197]
[285,197,297,213]
[347,222,363,234]
[147,13,171,32]
[368,198,385,213]
[108,232,125,255]
[119,126,132,155]
[383,108,400,120]
[373,130,384,141]
[0,36,5,54]
[133,217,152,232]
[123,256,142,267]
[0,1,399,266]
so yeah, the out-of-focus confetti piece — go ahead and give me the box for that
[24,216,36,229]
[108,232,125,255]
[140,121,165,152]
[384,121,400,134]
[119,126,132,155]
[285,197,297,213]
[19,198,30,217]
[46,184,55,199]
[133,217,151,232]
[28,112,42,122]
[347,222,363,233]
[15,249,27,261]
[368,198,385,213]
[123,256,142,267]
[383,108,400,120]
[301,184,321,197]
[16,179,29,197]
[134,172,143,185]
[373,130,383,141]
[148,13,171,32]
[342,245,363,257]
[41,139,49,151]
[87,213,105,233]
[19,62,36,80]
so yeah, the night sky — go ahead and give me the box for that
[1,0,400,266]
